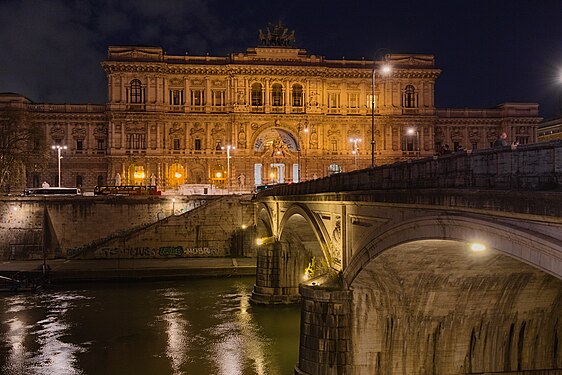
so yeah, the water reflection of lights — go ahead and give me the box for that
[161,289,190,375]
[212,283,270,375]
[1,292,89,375]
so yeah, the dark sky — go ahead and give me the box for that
[1,0,562,118]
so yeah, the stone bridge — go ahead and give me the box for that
[252,141,562,375]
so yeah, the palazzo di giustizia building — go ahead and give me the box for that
[0,23,541,192]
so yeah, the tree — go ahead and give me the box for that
[0,108,48,193]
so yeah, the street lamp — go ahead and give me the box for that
[371,54,392,167]
[221,145,235,193]
[51,145,67,187]
[296,121,309,182]
[349,138,361,169]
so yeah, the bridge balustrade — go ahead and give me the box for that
[257,140,562,197]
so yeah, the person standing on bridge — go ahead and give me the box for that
[494,132,508,147]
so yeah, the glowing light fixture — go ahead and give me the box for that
[470,243,486,252]
[174,172,182,179]
[133,169,145,179]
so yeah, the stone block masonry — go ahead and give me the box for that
[0,195,256,260]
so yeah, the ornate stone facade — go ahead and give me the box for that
[0,30,542,191]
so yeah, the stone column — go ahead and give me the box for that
[251,240,301,304]
[295,283,352,375]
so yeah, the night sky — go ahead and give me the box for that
[1,0,561,118]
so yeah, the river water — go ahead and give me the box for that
[0,277,301,375]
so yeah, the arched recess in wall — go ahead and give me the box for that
[168,163,185,188]
[252,127,298,154]
[127,163,146,185]
[210,163,226,188]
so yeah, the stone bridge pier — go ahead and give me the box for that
[253,142,562,374]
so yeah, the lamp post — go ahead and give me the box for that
[296,121,309,182]
[51,145,67,187]
[222,145,235,193]
[371,54,392,167]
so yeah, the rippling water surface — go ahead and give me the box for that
[0,277,300,375]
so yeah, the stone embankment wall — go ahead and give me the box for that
[80,195,256,259]
[0,195,255,260]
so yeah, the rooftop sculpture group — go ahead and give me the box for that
[258,21,296,47]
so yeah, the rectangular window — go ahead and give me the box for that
[191,90,205,107]
[170,89,184,105]
[97,139,105,150]
[366,94,375,109]
[76,140,83,151]
[331,140,338,152]
[328,93,340,108]
[173,139,180,150]
[194,139,201,150]
[212,91,225,107]
[126,134,146,149]
[348,93,360,108]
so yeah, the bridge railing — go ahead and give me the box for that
[257,140,562,197]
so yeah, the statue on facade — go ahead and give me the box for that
[115,172,121,186]
[150,173,157,186]
[258,21,296,47]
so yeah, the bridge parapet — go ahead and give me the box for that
[258,140,562,197]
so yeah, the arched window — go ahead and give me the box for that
[403,85,417,108]
[251,83,263,106]
[129,79,143,103]
[292,84,303,107]
[271,83,283,106]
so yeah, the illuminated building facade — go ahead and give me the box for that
[0,25,542,191]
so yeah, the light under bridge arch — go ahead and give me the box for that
[343,214,562,374]
[344,213,562,286]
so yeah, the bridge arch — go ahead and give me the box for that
[278,203,333,271]
[255,203,274,239]
[345,214,562,286]
[345,215,562,374]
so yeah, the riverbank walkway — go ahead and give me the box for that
[0,257,257,283]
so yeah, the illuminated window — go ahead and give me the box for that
[292,84,303,106]
[251,83,263,106]
[129,79,143,103]
[403,85,417,108]
[271,84,283,106]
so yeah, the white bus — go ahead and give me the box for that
[23,187,82,196]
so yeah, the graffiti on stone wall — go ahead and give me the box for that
[95,246,221,258]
